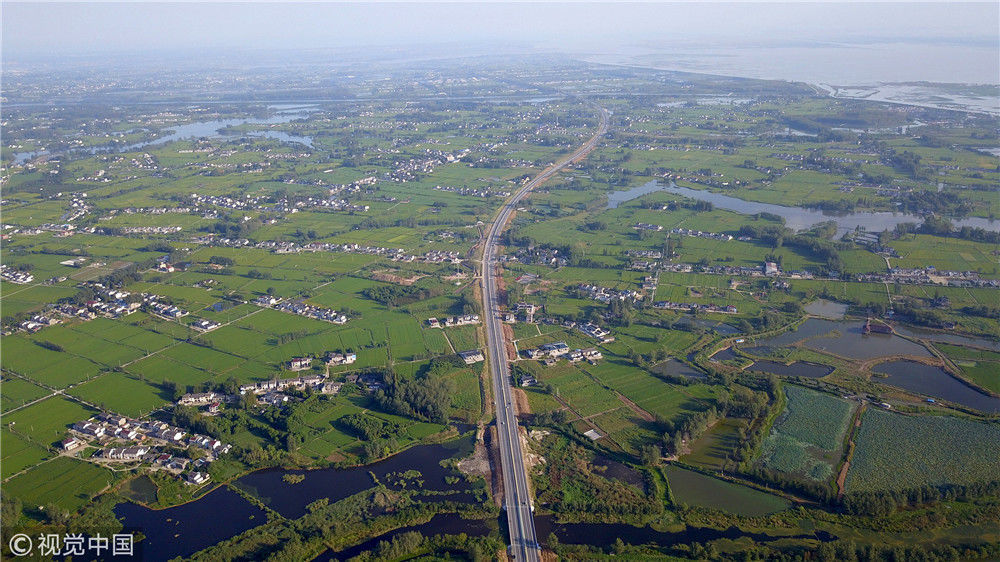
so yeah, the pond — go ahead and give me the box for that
[654,358,708,380]
[614,180,1000,235]
[235,436,476,519]
[755,319,932,361]
[114,486,267,562]
[803,299,849,320]
[873,360,1000,413]
[894,326,1000,353]
[748,360,834,379]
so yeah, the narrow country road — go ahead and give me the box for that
[481,105,609,561]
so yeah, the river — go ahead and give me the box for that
[12,105,317,164]
[607,180,1000,235]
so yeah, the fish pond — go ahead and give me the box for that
[873,360,1000,413]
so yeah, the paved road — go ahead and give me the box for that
[481,106,608,561]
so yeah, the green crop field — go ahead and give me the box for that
[4,456,114,511]
[846,409,1000,492]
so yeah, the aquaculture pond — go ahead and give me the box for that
[654,358,708,380]
[755,318,932,360]
[803,299,849,320]
[873,360,1000,413]
[748,360,834,378]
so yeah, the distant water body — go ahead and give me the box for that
[583,41,1000,114]
[586,42,999,86]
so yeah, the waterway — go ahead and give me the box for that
[12,105,316,164]
[873,360,1000,413]
[605,180,1000,235]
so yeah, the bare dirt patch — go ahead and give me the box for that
[457,430,492,481]
[513,387,532,417]
[326,451,347,463]
[371,270,424,286]
[503,324,517,360]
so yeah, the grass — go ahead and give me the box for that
[846,408,1000,492]
[682,418,747,471]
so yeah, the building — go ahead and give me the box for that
[288,357,312,371]
[62,437,83,451]
[459,349,485,364]
[325,352,357,366]
[186,471,210,485]
[539,342,570,357]
[179,392,218,406]
[192,318,221,332]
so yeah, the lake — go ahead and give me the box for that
[873,360,1000,413]
[235,436,476,518]
[114,486,267,562]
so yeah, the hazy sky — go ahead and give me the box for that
[3,2,998,59]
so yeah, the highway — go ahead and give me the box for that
[480,105,608,561]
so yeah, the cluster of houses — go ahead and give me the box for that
[434,185,510,198]
[856,267,999,288]
[504,247,567,267]
[149,300,188,319]
[13,313,61,333]
[669,227,735,242]
[253,296,349,325]
[426,314,480,328]
[578,283,644,304]
[653,301,738,314]
[633,223,664,232]
[523,341,602,366]
[64,413,230,484]
[576,322,615,343]
[211,237,461,265]
[118,226,182,235]
[4,287,194,335]
[0,264,34,284]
